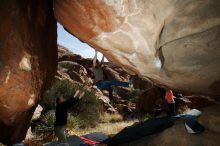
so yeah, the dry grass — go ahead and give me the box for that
[68,113,138,136]
[69,120,137,136]
[100,112,123,123]
[25,113,140,145]
[24,134,55,146]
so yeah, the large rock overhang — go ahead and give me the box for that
[54,0,220,96]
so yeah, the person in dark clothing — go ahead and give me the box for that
[54,90,85,143]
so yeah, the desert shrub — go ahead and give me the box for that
[71,86,103,128]
[40,79,102,129]
[34,110,55,133]
[58,61,74,69]
[66,114,80,131]
[40,80,79,109]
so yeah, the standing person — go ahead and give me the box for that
[92,51,131,99]
[54,90,85,144]
[165,89,175,116]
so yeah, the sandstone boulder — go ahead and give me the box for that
[54,0,220,96]
[0,1,57,144]
[185,95,216,109]
[132,75,154,90]
[58,45,82,62]
[103,66,125,81]
[137,87,165,113]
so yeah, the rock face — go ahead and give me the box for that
[137,87,165,113]
[58,45,82,62]
[57,45,131,85]
[54,0,220,96]
[0,0,57,145]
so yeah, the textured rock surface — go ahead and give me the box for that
[137,87,165,113]
[58,45,131,85]
[54,0,220,96]
[0,0,57,145]
[132,75,154,90]
[58,45,82,62]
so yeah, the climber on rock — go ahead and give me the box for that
[54,89,85,144]
[92,50,132,100]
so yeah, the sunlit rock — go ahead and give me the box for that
[0,1,57,145]
[54,0,220,96]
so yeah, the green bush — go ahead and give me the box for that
[41,80,79,109]
[58,61,74,69]
[71,85,103,128]
[35,111,55,133]
[40,79,102,129]
[66,114,80,131]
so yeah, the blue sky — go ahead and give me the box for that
[57,23,105,60]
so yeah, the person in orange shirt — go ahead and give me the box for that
[165,89,175,116]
